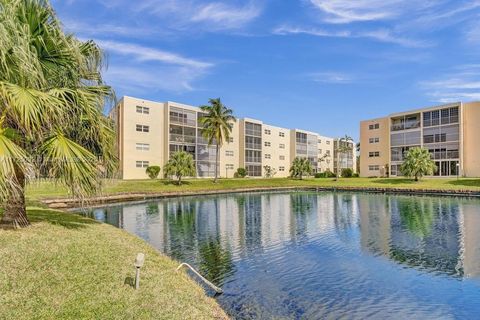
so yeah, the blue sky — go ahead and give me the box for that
[52,0,480,140]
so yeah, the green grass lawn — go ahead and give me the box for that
[0,207,228,320]
[27,177,480,201]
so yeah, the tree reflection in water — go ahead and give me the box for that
[397,197,434,238]
[199,238,234,286]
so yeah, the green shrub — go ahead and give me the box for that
[145,166,161,179]
[234,167,247,178]
[352,173,359,178]
[341,168,353,178]
[314,172,324,178]
[325,170,336,178]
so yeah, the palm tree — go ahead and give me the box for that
[199,98,236,183]
[290,157,313,180]
[164,151,196,185]
[400,147,436,181]
[0,0,116,229]
[335,135,353,180]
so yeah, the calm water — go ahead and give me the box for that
[78,192,480,319]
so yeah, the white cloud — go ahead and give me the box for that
[309,0,406,24]
[97,40,213,69]
[191,2,261,30]
[62,19,157,38]
[106,66,203,93]
[273,25,429,47]
[420,66,480,103]
[95,40,213,93]
[309,72,354,84]
[136,0,262,31]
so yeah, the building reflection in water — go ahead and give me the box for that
[82,192,480,281]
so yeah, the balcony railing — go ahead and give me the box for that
[391,121,421,131]
[169,134,196,144]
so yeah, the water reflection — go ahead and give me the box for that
[81,192,480,318]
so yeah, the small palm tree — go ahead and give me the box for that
[335,135,353,180]
[199,98,236,183]
[290,157,313,180]
[0,1,116,229]
[164,151,196,185]
[400,147,436,181]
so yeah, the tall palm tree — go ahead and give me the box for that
[0,0,116,229]
[335,135,354,180]
[199,98,236,183]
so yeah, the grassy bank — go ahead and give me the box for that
[0,207,227,320]
[27,177,480,201]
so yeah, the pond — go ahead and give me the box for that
[78,191,480,319]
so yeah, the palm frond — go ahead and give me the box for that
[40,132,100,198]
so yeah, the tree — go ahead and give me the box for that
[145,166,161,179]
[263,165,277,178]
[234,167,247,178]
[290,157,313,180]
[335,135,353,180]
[199,98,236,183]
[0,0,116,229]
[400,147,436,181]
[164,151,196,185]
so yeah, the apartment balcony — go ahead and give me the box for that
[391,121,421,132]
[169,134,196,144]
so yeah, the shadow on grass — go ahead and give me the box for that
[161,180,192,186]
[372,178,417,185]
[447,179,480,188]
[27,207,98,229]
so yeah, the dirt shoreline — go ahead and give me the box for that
[41,186,480,209]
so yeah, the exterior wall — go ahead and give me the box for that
[317,135,334,172]
[262,124,291,177]
[112,95,341,179]
[360,117,390,177]
[463,102,480,177]
[219,120,240,178]
[333,138,357,175]
[360,101,475,178]
[119,96,166,180]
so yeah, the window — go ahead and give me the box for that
[369,123,380,130]
[136,106,149,114]
[264,141,271,147]
[279,166,285,172]
[279,155,285,160]
[265,154,271,159]
[326,141,331,145]
[245,150,261,163]
[369,151,380,158]
[279,132,285,137]
[369,137,380,144]
[326,150,331,156]
[318,149,322,154]
[225,150,234,157]
[226,164,234,170]
[246,165,262,177]
[264,129,271,135]
[228,137,234,143]
[136,124,149,132]
[136,143,150,151]
[369,165,380,171]
[279,143,285,149]
[136,161,149,168]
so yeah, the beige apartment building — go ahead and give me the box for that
[360,101,480,178]
[111,96,355,180]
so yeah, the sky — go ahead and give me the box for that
[51,0,480,140]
